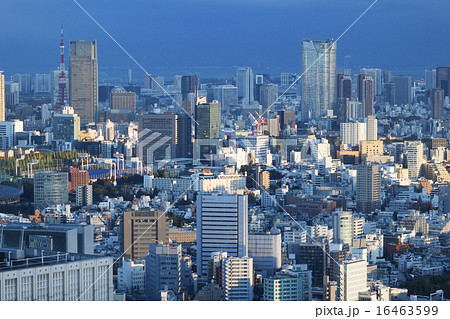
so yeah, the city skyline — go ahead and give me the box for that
[1,0,450,79]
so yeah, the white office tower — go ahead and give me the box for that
[214,85,238,112]
[406,141,424,180]
[35,73,51,93]
[360,68,382,96]
[197,194,248,276]
[0,71,5,121]
[340,122,367,147]
[332,211,354,246]
[0,119,23,149]
[425,69,436,91]
[248,230,282,276]
[222,256,254,301]
[243,135,270,164]
[337,259,368,301]
[365,115,377,141]
[301,39,337,120]
[236,67,254,106]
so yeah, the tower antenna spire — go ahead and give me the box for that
[54,25,68,112]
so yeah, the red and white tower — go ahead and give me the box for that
[54,25,68,112]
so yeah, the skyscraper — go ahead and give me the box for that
[425,69,437,91]
[0,71,4,122]
[340,122,367,147]
[181,75,199,101]
[301,39,337,120]
[120,208,169,261]
[12,73,31,94]
[365,115,377,141]
[332,211,354,246]
[197,194,248,276]
[69,40,98,124]
[392,75,412,105]
[214,85,238,112]
[436,67,450,97]
[337,74,352,100]
[236,67,254,106]
[53,106,81,141]
[194,101,221,163]
[360,68,382,96]
[195,101,221,139]
[258,84,278,111]
[406,141,424,180]
[356,163,381,213]
[138,113,179,166]
[431,88,445,119]
[357,74,374,117]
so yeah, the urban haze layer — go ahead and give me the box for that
[0,3,449,303]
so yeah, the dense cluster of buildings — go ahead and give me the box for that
[0,33,449,302]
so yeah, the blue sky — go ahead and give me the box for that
[0,0,449,80]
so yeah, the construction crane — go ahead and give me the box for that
[248,111,267,135]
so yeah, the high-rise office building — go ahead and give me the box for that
[338,98,363,123]
[34,172,69,208]
[12,73,31,94]
[222,256,254,301]
[406,141,424,180]
[356,163,381,213]
[357,74,374,117]
[392,75,412,105]
[195,101,221,139]
[69,40,98,124]
[248,231,282,276]
[383,70,393,85]
[181,75,199,101]
[120,208,169,261]
[431,88,445,119]
[258,84,278,111]
[194,101,221,163]
[337,259,368,301]
[214,85,238,112]
[436,67,450,97]
[337,74,352,100]
[197,194,248,276]
[365,115,377,141]
[383,82,395,105]
[236,67,254,106]
[176,114,193,159]
[145,243,182,301]
[0,71,4,122]
[53,106,81,141]
[0,120,23,149]
[340,122,367,147]
[425,69,437,91]
[360,68,381,96]
[301,39,337,120]
[35,73,51,93]
[138,113,178,166]
[332,211,354,246]
[287,242,327,286]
